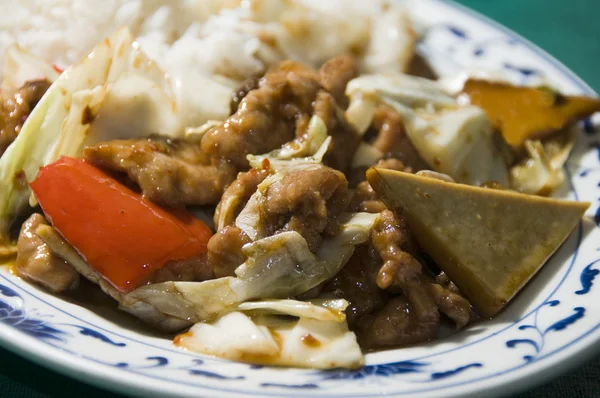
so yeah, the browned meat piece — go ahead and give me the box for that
[230,55,356,117]
[334,169,470,348]
[367,105,429,171]
[326,242,450,349]
[203,59,360,171]
[324,246,388,325]
[202,61,322,168]
[319,55,358,107]
[84,136,237,207]
[430,283,471,328]
[210,165,351,275]
[149,253,214,284]
[349,158,408,213]
[372,209,422,289]
[435,271,462,295]
[315,91,361,172]
[214,168,269,230]
[332,208,471,349]
[351,181,387,213]
[230,76,260,114]
[207,225,251,278]
[15,214,79,293]
[262,165,349,252]
[370,210,471,337]
[370,107,404,153]
[356,295,440,349]
[0,79,51,156]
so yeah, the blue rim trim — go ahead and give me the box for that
[0,0,597,396]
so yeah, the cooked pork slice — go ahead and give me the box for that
[203,59,360,171]
[84,136,237,207]
[209,164,351,276]
[0,79,51,156]
[231,54,358,114]
[435,271,462,295]
[371,209,422,289]
[319,55,358,107]
[367,210,471,345]
[214,168,270,231]
[230,76,260,114]
[207,225,251,278]
[356,295,439,348]
[261,164,350,252]
[324,246,388,325]
[430,283,471,329]
[15,214,79,293]
[149,253,214,284]
[315,91,361,172]
[202,61,323,168]
[326,207,472,348]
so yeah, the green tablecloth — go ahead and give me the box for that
[1,0,599,397]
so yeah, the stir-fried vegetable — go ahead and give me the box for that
[47,28,181,162]
[0,81,63,242]
[0,28,182,241]
[176,308,363,369]
[510,135,576,195]
[246,114,331,170]
[0,46,60,242]
[173,295,361,369]
[30,157,212,292]
[121,212,379,323]
[345,74,510,187]
[235,298,348,322]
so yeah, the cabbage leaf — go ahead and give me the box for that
[247,114,330,170]
[0,28,182,240]
[345,74,510,187]
[0,82,64,241]
[121,212,379,324]
[351,142,384,168]
[509,131,575,195]
[175,310,363,369]
[235,298,348,322]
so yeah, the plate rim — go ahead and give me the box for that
[0,1,598,397]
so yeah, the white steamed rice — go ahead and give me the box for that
[0,0,415,126]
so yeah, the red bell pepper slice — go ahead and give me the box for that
[30,157,212,292]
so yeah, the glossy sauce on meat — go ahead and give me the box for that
[203,57,361,172]
[84,136,237,207]
[15,214,79,293]
[0,79,51,156]
[261,165,350,252]
[207,225,251,278]
[202,61,323,168]
[214,168,270,230]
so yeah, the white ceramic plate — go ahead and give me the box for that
[1,1,599,397]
